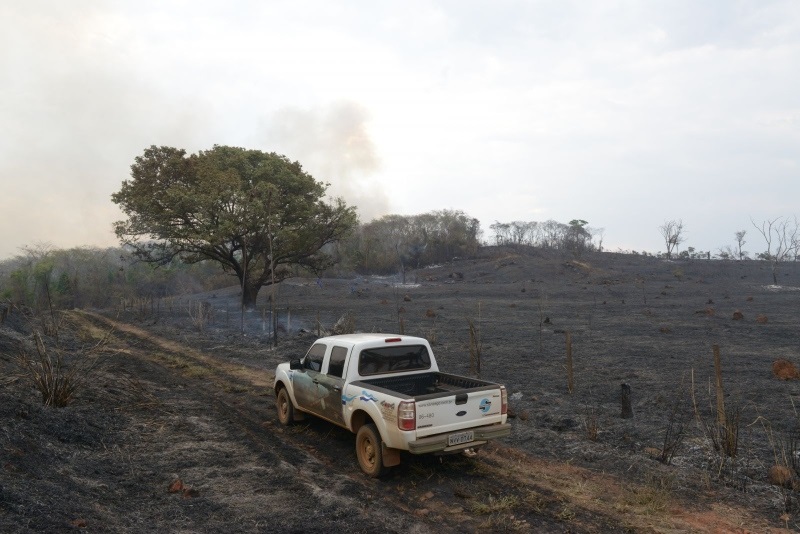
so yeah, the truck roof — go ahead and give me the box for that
[317,333,428,347]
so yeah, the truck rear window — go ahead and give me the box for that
[358,345,431,376]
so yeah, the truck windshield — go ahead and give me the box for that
[358,345,431,376]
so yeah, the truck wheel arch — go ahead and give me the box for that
[350,410,371,435]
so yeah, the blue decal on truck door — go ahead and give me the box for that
[479,398,491,413]
[341,390,378,405]
[359,391,378,402]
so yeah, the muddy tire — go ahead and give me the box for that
[356,424,388,478]
[276,387,294,425]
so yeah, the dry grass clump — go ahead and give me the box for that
[470,495,519,515]
[732,310,744,320]
[625,473,674,516]
[756,314,768,324]
[331,312,355,334]
[571,260,592,272]
[768,465,794,488]
[16,330,106,407]
[583,409,599,441]
[772,359,800,380]
[187,300,212,332]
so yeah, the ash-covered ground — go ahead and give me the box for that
[2,248,800,532]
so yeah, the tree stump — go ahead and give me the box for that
[621,383,633,419]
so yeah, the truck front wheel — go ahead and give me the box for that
[356,424,388,478]
[276,387,294,425]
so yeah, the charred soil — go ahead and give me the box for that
[2,248,800,532]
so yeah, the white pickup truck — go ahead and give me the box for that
[273,333,511,477]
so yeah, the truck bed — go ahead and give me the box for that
[354,372,499,400]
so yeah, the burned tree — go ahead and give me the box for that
[659,219,686,259]
[752,216,799,285]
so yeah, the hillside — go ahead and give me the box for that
[2,249,799,532]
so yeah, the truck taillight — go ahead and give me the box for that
[397,400,416,431]
[500,386,508,415]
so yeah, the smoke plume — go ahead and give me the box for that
[258,101,389,223]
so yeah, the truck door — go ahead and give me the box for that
[293,343,326,410]
[316,345,348,426]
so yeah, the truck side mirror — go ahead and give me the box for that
[289,359,302,370]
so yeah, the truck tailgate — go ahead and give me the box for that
[414,388,504,438]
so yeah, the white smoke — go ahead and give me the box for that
[257,101,389,223]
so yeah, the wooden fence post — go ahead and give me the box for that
[713,344,726,427]
[566,331,574,394]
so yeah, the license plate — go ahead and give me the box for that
[448,430,474,446]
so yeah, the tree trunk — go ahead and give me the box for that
[242,282,261,309]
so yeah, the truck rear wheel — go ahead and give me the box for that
[276,387,294,425]
[356,424,388,478]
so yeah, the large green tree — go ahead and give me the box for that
[112,145,358,307]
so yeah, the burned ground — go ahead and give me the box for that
[2,248,800,532]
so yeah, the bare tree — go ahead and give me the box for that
[751,216,800,285]
[734,230,747,260]
[659,219,686,259]
[509,221,537,246]
[592,227,606,252]
[490,221,511,246]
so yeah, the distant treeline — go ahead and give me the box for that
[338,209,482,274]
[1,212,601,310]
[0,245,229,311]
[489,219,602,254]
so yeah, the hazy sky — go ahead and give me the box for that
[2,1,799,260]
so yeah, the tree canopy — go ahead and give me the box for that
[112,145,358,307]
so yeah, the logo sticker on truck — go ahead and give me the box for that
[379,400,396,422]
[479,398,492,413]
